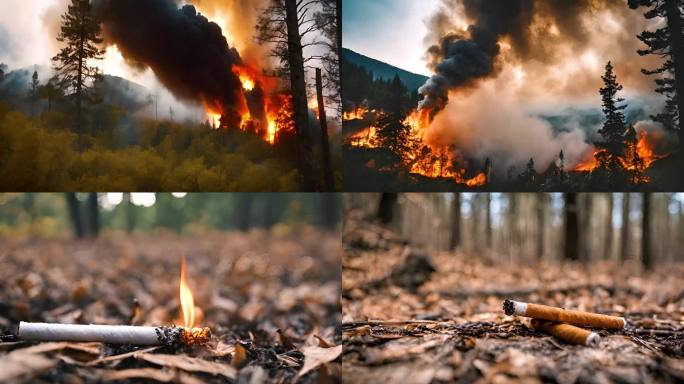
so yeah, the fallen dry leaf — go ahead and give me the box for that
[135,353,237,380]
[298,345,342,377]
[0,348,58,382]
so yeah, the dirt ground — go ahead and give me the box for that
[0,228,341,383]
[342,213,684,384]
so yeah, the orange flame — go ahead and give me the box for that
[343,107,369,121]
[180,256,195,329]
[466,172,487,187]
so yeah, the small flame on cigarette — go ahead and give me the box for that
[180,256,195,329]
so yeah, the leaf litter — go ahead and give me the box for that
[342,216,684,383]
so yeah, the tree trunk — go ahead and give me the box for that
[604,193,614,260]
[536,194,545,260]
[450,193,461,250]
[236,194,254,231]
[316,68,334,191]
[377,193,398,225]
[284,0,317,191]
[472,195,481,251]
[581,194,593,262]
[65,193,84,239]
[665,0,684,182]
[318,193,339,230]
[620,193,631,262]
[563,193,579,261]
[485,193,492,249]
[86,192,99,237]
[123,193,136,233]
[642,193,653,270]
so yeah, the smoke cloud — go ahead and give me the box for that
[92,0,246,119]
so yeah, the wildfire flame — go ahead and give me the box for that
[180,255,195,329]
[267,119,277,145]
[343,107,370,121]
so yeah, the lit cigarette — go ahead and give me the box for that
[531,319,601,347]
[17,322,210,346]
[503,299,626,329]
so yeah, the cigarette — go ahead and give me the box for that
[17,322,210,346]
[531,319,601,347]
[503,300,626,329]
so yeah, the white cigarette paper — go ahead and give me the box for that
[18,322,164,345]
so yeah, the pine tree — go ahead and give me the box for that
[629,0,683,174]
[29,70,40,120]
[39,77,63,113]
[52,0,104,150]
[599,62,628,148]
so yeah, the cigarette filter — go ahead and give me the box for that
[17,322,210,346]
[531,319,601,347]
[503,300,626,329]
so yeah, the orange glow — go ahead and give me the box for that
[348,126,380,148]
[180,256,196,329]
[267,119,277,145]
[343,107,369,121]
[466,172,487,187]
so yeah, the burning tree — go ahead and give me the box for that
[52,0,105,151]
[630,0,684,176]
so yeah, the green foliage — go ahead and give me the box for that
[0,109,300,191]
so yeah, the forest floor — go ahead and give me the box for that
[0,229,341,383]
[342,212,684,383]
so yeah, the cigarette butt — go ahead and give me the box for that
[531,319,601,347]
[17,322,210,346]
[503,300,626,329]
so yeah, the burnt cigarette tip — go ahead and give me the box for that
[503,299,515,316]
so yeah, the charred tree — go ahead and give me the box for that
[377,193,398,225]
[630,0,684,178]
[65,193,84,239]
[450,193,461,250]
[563,193,580,261]
[316,68,335,191]
[620,193,631,262]
[604,194,614,260]
[642,193,653,270]
[52,0,104,151]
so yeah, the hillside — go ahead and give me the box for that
[342,48,429,92]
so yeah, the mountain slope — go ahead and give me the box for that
[342,48,429,92]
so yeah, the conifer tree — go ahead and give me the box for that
[52,0,104,150]
[629,0,683,172]
[599,62,627,147]
[29,70,40,120]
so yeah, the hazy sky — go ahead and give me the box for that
[343,0,440,76]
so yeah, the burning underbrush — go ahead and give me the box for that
[0,230,341,383]
[344,106,672,190]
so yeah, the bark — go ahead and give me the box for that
[450,193,461,250]
[563,193,579,261]
[318,193,339,230]
[664,0,684,180]
[65,193,84,239]
[316,68,334,191]
[642,193,653,270]
[604,193,614,260]
[86,192,99,237]
[236,194,254,231]
[581,194,593,262]
[284,0,317,191]
[620,193,631,262]
[377,193,398,225]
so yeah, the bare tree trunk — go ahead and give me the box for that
[236,194,254,231]
[620,193,631,262]
[508,194,519,262]
[316,68,334,191]
[123,193,136,233]
[664,0,684,182]
[563,193,579,261]
[485,193,492,249]
[581,194,593,263]
[642,193,653,270]
[377,193,398,225]
[450,193,461,250]
[604,193,614,260]
[536,194,545,260]
[285,0,317,191]
[65,193,84,239]
[318,193,339,230]
[86,192,99,237]
[472,195,481,252]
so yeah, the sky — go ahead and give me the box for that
[343,0,440,76]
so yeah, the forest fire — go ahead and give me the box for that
[343,107,370,121]
[572,130,669,181]
[346,107,488,187]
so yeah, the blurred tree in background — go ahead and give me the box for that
[0,193,340,239]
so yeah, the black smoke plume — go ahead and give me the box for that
[419,0,608,113]
[92,0,249,122]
